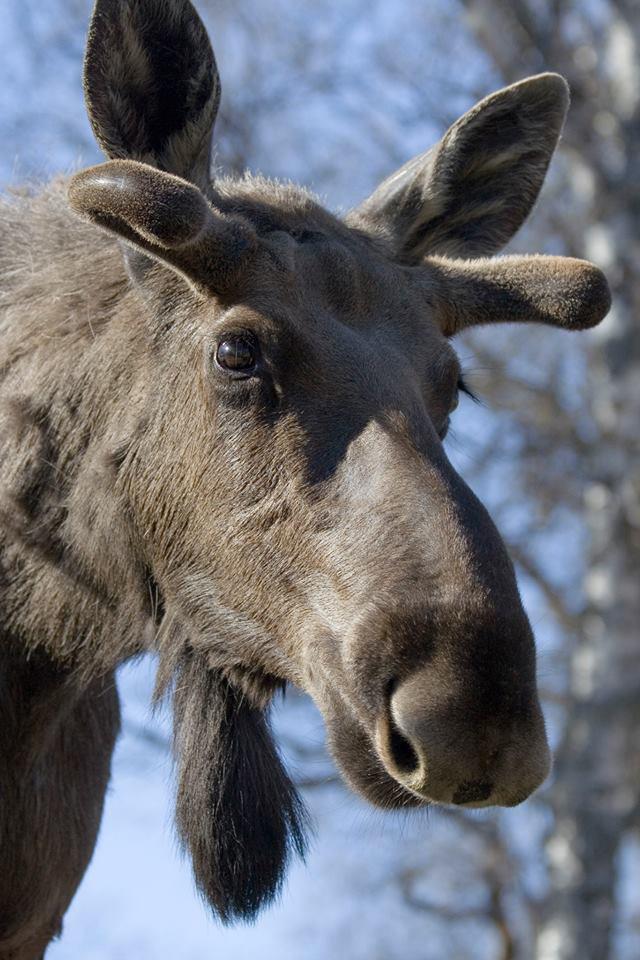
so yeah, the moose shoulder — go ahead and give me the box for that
[0,0,610,955]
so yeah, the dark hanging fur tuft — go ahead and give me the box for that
[170,647,309,923]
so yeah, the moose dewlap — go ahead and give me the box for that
[0,0,610,955]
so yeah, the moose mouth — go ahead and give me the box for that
[321,683,549,811]
[325,708,513,811]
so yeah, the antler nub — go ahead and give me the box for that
[69,160,257,295]
[424,254,611,336]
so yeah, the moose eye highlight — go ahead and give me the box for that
[215,336,258,375]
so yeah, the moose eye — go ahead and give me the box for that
[215,336,258,375]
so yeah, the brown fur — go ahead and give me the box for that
[0,0,611,954]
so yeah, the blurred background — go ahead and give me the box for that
[2,0,638,957]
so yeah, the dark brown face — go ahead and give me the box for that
[69,0,610,922]
[128,223,549,811]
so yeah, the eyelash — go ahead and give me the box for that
[438,375,480,441]
[457,375,480,404]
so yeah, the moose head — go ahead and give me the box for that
[67,0,610,923]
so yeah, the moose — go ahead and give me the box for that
[0,0,610,955]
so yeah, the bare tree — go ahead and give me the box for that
[455,3,640,958]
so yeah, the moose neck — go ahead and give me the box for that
[0,182,156,679]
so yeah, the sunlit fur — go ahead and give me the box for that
[0,0,610,956]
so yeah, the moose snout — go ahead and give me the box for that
[374,667,551,808]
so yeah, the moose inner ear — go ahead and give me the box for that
[347,73,569,263]
[84,0,220,187]
[171,649,308,923]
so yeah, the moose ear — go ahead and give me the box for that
[171,650,308,923]
[84,0,220,186]
[348,74,569,263]
[68,160,256,296]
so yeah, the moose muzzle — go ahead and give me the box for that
[321,422,552,809]
[375,658,551,807]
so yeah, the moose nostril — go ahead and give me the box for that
[452,781,493,805]
[383,678,421,776]
[387,711,421,775]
